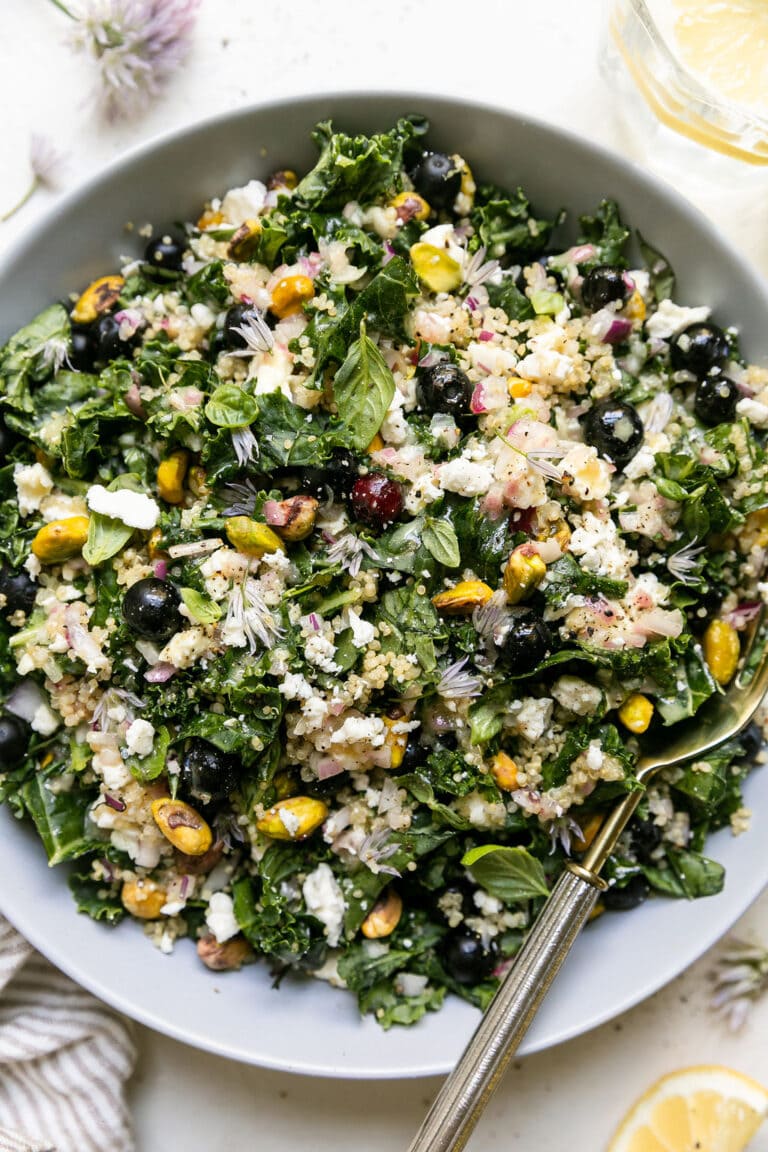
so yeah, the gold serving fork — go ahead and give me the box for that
[408,611,768,1152]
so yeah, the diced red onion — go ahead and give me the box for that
[382,241,395,266]
[317,758,345,780]
[604,316,633,344]
[465,295,478,312]
[104,793,126,812]
[154,560,167,580]
[308,613,321,632]
[724,601,762,630]
[471,383,488,414]
[622,272,636,294]
[180,874,191,898]
[478,330,494,342]
[144,662,178,683]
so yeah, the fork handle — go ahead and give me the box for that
[407,866,602,1152]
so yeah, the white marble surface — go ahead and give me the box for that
[1,1,768,1148]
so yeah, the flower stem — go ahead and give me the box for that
[46,0,76,18]
[0,179,39,224]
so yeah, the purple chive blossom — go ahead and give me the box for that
[50,0,200,121]
[358,827,401,878]
[229,310,275,356]
[710,939,768,1031]
[436,657,484,700]
[667,540,705,585]
[231,426,259,468]
[546,815,584,857]
[221,479,260,518]
[1,134,67,223]
[324,533,380,577]
[463,245,501,289]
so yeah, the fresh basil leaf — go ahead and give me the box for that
[205,384,259,429]
[82,511,134,567]
[125,725,171,782]
[461,845,550,901]
[468,685,513,744]
[643,848,724,899]
[422,518,460,568]
[655,645,716,725]
[333,322,395,451]
[180,586,222,624]
[19,774,99,866]
[398,774,471,830]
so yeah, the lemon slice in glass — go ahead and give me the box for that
[607,1065,768,1152]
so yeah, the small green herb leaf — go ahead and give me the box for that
[180,587,223,624]
[461,844,550,901]
[205,384,259,429]
[82,512,134,567]
[333,322,395,451]
[422,518,460,568]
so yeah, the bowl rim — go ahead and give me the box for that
[1,90,767,1077]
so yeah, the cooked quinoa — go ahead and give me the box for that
[0,116,766,1027]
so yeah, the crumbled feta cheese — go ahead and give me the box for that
[516,349,573,386]
[221,179,267,226]
[30,701,61,736]
[585,741,604,772]
[438,455,495,498]
[124,718,155,758]
[645,299,710,340]
[551,676,603,717]
[569,512,637,580]
[394,972,429,997]
[14,463,54,516]
[205,892,240,944]
[279,672,314,701]
[405,471,443,514]
[86,485,160,530]
[304,633,340,673]
[279,808,301,837]
[302,863,346,947]
[331,715,386,746]
[736,397,768,428]
[559,443,612,501]
[346,609,375,649]
[158,627,212,669]
[508,697,554,742]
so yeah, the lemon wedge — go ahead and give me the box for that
[673,0,768,113]
[607,1065,768,1152]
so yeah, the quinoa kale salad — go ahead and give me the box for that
[1,115,767,1030]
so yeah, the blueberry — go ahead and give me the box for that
[670,322,729,377]
[0,714,31,769]
[411,152,461,211]
[439,930,497,985]
[93,314,127,363]
[603,874,650,911]
[122,578,182,642]
[0,564,37,615]
[179,738,238,806]
[694,376,739,426]
[222,303,264,350]
[418,362,473,417]
[144,233,186,277]
[349,474,403,529]
[500,613,552,674]
[630,818,662,862]
[583,400,644,469]
[300,449,359,501]
[69,326,96,372]
[581,265,630,311]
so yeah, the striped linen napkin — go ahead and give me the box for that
[0,917,136,1152]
